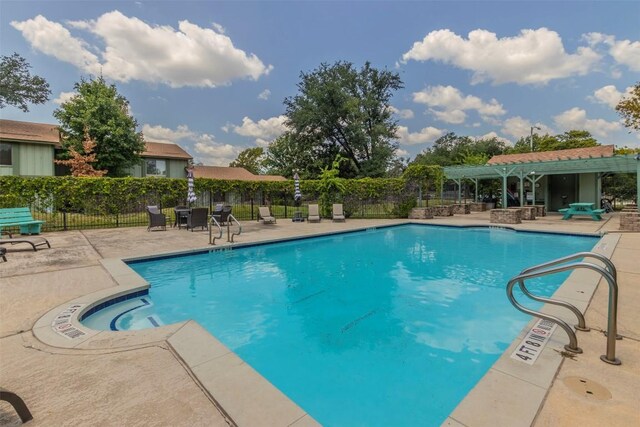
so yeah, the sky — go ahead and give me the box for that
[1,1,639,168]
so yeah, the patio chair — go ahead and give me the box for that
[212,205,232,225]
[258,206,276,224]
[0,387,33,423]
[332,204,346,222]
[308,204,321,222]
[187,207,209,231]
[0,246,6,262]
[0,234,51,251]
[146,206,167,231]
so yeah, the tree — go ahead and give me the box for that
[54,129,107,176]
[508,130,598,153]
[264,132,322,178]
[413,133,506,166]
[0,53,51,112]
[616,82,640,132]
[54,76,145,177]
[229,147,265,175]
[283,61,403,178]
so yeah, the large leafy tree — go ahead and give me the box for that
[616,82,640,132]
[283,61,403,178]
[54,76,145,177]
[264,132,323,178]
[508,130,598,153]
[0,53,51,112]
[413,133,506,166]
[229,147,265,175]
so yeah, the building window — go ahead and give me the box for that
[146,159,166,177]
[0,143,11,166]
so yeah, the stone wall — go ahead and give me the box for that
[409,207,434,219]
[452,204,471,214]
[432,205,454,216]
[490,208,522,224]
[532,205,546,217]
[620,212,640,231]
[509,207,536,220]
[469,202,486,212]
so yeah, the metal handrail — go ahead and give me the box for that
[209,216,223,245]
[227,214,242,243]
[507,261,620,365]
[520,251,617,281]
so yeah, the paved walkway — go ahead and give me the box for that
[0,213,638,426]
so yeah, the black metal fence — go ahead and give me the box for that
[20,189,411,233]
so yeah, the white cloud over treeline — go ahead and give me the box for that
[12,11,272,88]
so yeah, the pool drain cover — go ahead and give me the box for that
[563,376,611,400]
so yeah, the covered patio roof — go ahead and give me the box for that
[442,146,640,209]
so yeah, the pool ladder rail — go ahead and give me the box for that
[507,251,621,365]
[209,214,242,245]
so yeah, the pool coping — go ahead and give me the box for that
[31,223,616,427]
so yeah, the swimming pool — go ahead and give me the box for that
[83,225,598,426]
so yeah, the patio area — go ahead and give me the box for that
[1,212,638,426]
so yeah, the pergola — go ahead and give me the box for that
[443,154,640,210]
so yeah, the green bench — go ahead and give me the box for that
[0,207,45,235]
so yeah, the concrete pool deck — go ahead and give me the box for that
[1,212,638,426]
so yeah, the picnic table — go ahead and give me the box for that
[559,203,605,221]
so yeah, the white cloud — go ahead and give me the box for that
[396,125,444,146]
[141,123,242,165]
[258,89,271,100]
[396,148,409,157]
[11,15,101,75]
[590,85,633,109]
[12,11,272,88]
[53,91,76,105]
[228,115,288,146]
[193,134,242,166]
[402,28,600,85]
[553,108,621,138]
[476,131,512,145]
[389,106,415,119]
[142,124,195,144]
[585,33,640,71]
[413,85,505,124]
[501,117,553,139]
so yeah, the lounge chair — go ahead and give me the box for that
[308,204,321,222]
[332,204,346,222]
[0,387,33,423]
[187,207,209,231]
[258,206,276,224]
[146,206,167,231]
[0,234,51,251]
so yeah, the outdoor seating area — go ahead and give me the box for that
[559,203,606,221]
[0,207,45,236]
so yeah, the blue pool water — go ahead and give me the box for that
[83,225,598,426]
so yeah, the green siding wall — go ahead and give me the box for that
[579,173,598,204]
[17,143,55,176]
[167,159,188,178]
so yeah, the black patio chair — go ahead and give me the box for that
[187,207,209,231]
[0,387,33,423]
[146,206,167,231]
[214,205,233,225]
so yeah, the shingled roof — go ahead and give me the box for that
[142,141,192,160]
[0,119,61,147]
[487,145,615,165]
[193,165,286,181]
